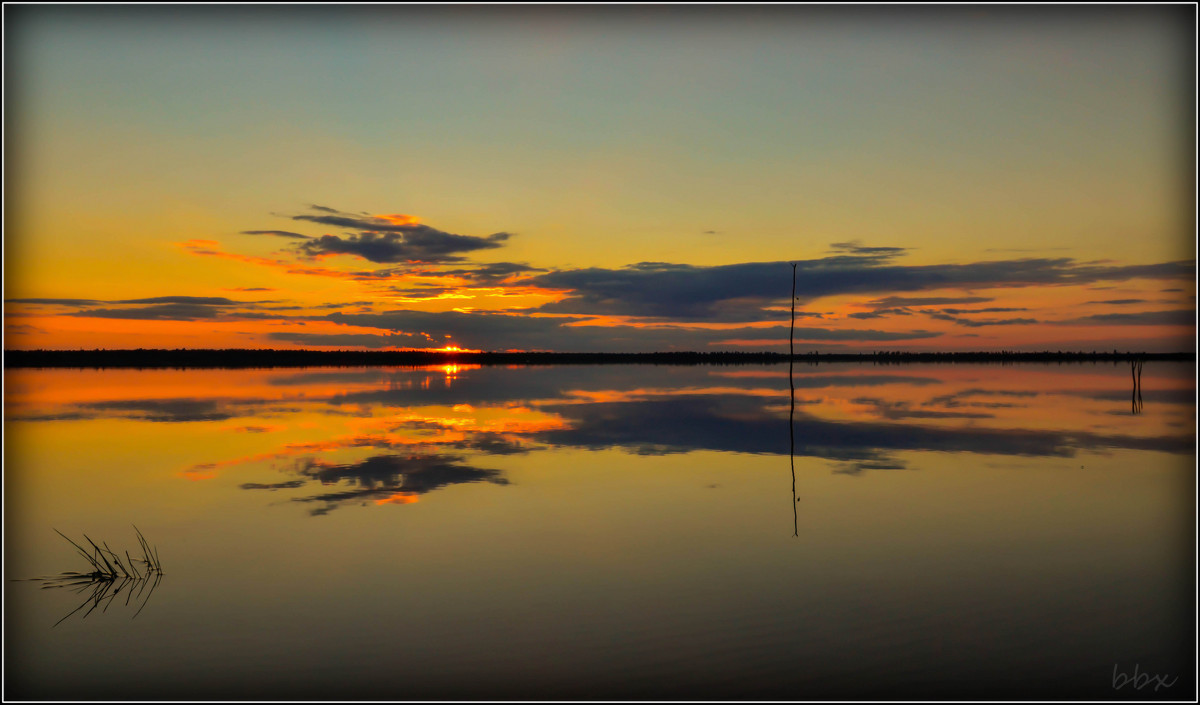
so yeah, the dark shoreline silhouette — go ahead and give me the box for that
[4,348,1195,369]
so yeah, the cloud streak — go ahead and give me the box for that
[525,254,1195,321]
[241,230,312,240]
[257,205,515,264]
[296,231,510,264]
[5,294,294,322]
[1063,309,1196,326]
[291,309,941,351]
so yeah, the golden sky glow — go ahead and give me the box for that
[3,6,1195,353]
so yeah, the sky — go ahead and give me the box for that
[4,5,1196,353]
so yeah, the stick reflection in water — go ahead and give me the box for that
[1132,357,1144,415]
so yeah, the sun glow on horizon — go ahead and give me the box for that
[3,7,1192,355]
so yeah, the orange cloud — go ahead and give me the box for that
[173,240,566,313]
[375,492,420,505]
[373,214,422,227]
[177,240,365,280]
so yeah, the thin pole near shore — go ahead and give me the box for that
[789,262,797,537]
[790,263,797,361]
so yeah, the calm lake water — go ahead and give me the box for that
[4,362,1195,699]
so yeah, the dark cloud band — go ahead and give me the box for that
[264,205,515,264]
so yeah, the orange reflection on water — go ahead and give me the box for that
[177,403,570,479]
[439,362,481,380]
[385,405,569,435]
[559,387,787,404]
[7,362,1193,530]
[4,365,500,418]
[183,449,297,479]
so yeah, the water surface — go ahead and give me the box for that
[5,362,1195,699]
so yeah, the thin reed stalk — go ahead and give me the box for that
[20,528,166,626]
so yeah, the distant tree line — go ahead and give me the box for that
[3,348,1193,369]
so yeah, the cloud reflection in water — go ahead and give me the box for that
[7,363,1193,516]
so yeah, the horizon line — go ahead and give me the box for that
[5,347,1195,370]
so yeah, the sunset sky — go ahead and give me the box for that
[4,5,1195,353]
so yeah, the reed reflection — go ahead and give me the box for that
[17,528,166,627]
[36,572,165,628]
[1132,358,1145,415]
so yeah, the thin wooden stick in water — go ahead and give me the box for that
[790,263,797,360]
[789,263,798,537]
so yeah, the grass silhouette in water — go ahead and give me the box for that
[20,527,164,626]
